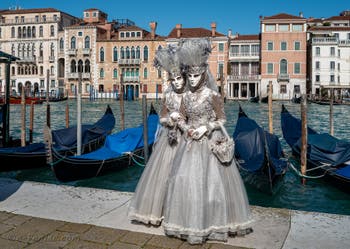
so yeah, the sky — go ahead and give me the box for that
[1,0,350,36]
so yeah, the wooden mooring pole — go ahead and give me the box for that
[29,102,34,143]
[65,102,69,128]
[20,86,26,147]
[300,94,308,185]
[142,95,149,164]
[120,75,125,130]
[268,80,273,133]
[330,89,334,136]
[46,69,51,127]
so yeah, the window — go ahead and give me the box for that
[241,45,250,55]
[143,68,148,78]
[294,41,300,50]
[330,61,335,71]
[136,31,141,37]
[330,47,335,56]
[294,63,300,74]
[338,63,340,71]
[131,47,135,59]
[21,16,24,23]
[84,36,90,48]
[267,63,273,74]
[15,16,19,23]
[281,42,287,51]
[120,47,125,59]
[113,47,118,61]
[93,12,97,17]
[50,43,54,56]
[85,60,90,72]
[39,26,43,37]
[100,47,104,62]
[136,46,140,59]
[50,25,54,36]
[143,46,148,61]
[278,24,289,32]
[218,63,224,78]
[32,26,36,37]
[231,45,239,55]
[100,68,104,78]
[59,38,64,50]
[131,32,135,37]
[126,47,130,59]
[40,80,44,88]
[120,32,125,38]
[292,24,303,31]
[218,43,224,52]
[265,24,276,32]
[51,80,55,87]
[315,47,320,56]
[316,61,320,70]
[316,75,320,82]
[126,32,130,38]
[294,85,300,94]
[42,15,46,22]
[330,75,335,82]
[53,15,58,21]
[280,85,287,94]
[267,42,273,51]
[71,60,76,73]
[251,44,259,55]
[85,12,89,17]
[280,59,287,74]
[71,37,76,49]
[78,32,82,37]
[35,15,39,22]
[11,27,15,38]
[113,68,118,78]
[338,49,340,57]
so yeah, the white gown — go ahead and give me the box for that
[128,89,183,225]
[163,86,252,244]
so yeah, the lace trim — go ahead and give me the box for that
[163,218,254,236]
[128,210,164,226]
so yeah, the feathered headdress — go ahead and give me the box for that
[153,45,182,78]
[178,38,212,75]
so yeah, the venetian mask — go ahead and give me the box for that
[188,73,202,88]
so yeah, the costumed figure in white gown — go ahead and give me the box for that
[163,38,253,244]
[128,45,186,225]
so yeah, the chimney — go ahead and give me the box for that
[149,21,157,39]
[299,12,303,18]
[211,22,216,37]
[176,24,182,38]
[228,29,232,37]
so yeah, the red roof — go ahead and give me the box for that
[233,34,260,41]
[308,26,350,32]
[263,13,306,20]
[0,8,60,15]
[167,27,225,38]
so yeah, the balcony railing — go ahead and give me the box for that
[123,76,140,82]
[311,37,338,44]
[278,73,290,82]
[0,16,60,24]
[118,59,141,65]
[67,72,91,79]
[18,56,36,63]
[67,49,77,56]
[49,56,55,62]
[38,56,43,63]
[227,74,259,81]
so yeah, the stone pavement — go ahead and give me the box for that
[0,177,350,249]
[0,211,249,249]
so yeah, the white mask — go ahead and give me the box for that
[188,73,202,88]
[172,75,185,91]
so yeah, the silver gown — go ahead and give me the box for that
[163,87,252,244]
[128,89,183,226]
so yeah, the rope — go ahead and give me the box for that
[288,159,329,179]
[125,152,146,167]
[49,154,67,166]
[95,160,105,176]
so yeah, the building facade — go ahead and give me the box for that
[227,34,260,100]
[260,13,307,100]
[0,8,79,97]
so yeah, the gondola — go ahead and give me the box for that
[291,96,302,104]
[48,105,159,182]
[0,105,115,171]
[281,105,350,194]
[260,96,268,103]
[0,96,44,105]
[249,95,259,103]
[233,105,288,194]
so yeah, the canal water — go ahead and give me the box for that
[1,99,349,215]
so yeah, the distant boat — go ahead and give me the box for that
[260,96,268,103]
[291,96,302,104]
[0,96,44,105]
[249,95,259,103]
[309,99,342,105]
[48,105,159,182]
[281,105,350,194]
[233,105,288,194]
[0,105,115,171]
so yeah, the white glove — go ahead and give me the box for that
[191,126,208,140]
[170,112,181,122]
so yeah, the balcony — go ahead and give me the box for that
[67,72,91,79]
[277,73,290,82]
[49,56,55,62]
[18,56,36,63]
[118,59,141,65]
[82,48,91,55]
[227,74,259,81]
[123,76,140,82]
[0,16,60,24]
[311,37,338,45]
[67,49,77,56]
[229,52,259,61]
[38,56,43,63]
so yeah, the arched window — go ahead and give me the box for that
[143,46,148,61]
[39,26,43,37]
[50,25,54,36]
[84,36,90,49]
[71,60,76,73]
[85,60,90,73]
[113,68,118,78]
[143,68,148,79]
[100,47,104,62]
[78,60,83,73]
[131,46,135,59]
[32,26,36,37]
[100,68,104,78]
[113,47,118,61]
[22,27,26,38]
[27,26,31,37]
[50,43,54,56]
[27,44,30,57]
[32,43,35,57]
[126,47,130,59]
[11,44,15,55]
[280,59,288,75]
[12,66,15,75]
[120,47,125,59]
[11,27,15,38]
[39,43,43,57]
[18,27,22,38]
[71,37,76,49]
[59,38,64,50]
[136,46,140,59]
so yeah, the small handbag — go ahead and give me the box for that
[209,124,235,164]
